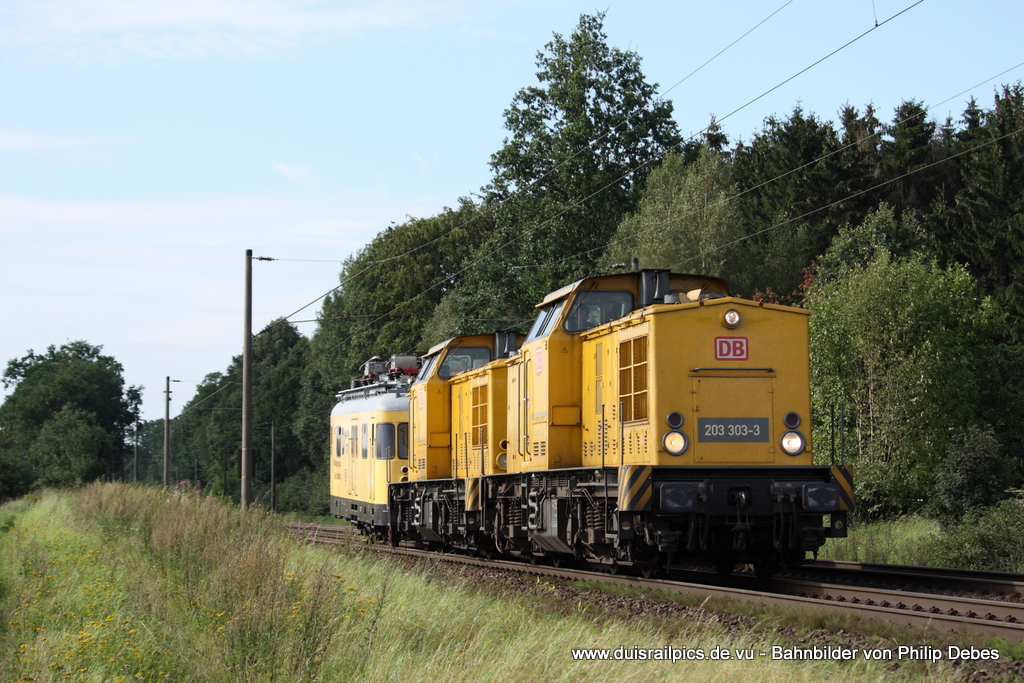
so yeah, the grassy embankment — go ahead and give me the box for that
[0,484,1010,682]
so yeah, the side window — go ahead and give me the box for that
[526,300,566,342]
[376,423,395,460]
[526,308,548,340]
[361,424,368,459]
[414,354,438,383]
[564,291,634,333]
[397,423,408,459]
[335,426,342,458]
[438,347,492,378]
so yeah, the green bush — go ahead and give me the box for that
[0,450,33,502]
[930,426,1011,525]
[919,500,1024,572]
[273,468,330,517]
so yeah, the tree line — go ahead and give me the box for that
[3,13,1022,521]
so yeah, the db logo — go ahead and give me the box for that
[715,337,748,361]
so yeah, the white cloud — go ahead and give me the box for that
[0,193,370,234]
[0,0,472,62]
[0,125,115,151]
[413,150,430,173]
[0,188,448,420]
[273,162,316,184]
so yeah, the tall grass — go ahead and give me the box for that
[0,484,981,682]
[819,507,1024,573]
[818,515,941,565]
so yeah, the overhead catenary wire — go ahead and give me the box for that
[167,4,810,416]
[481,0,926,272]
[246,0,799,333]
[670,124,1024,271]
[205,0,927,410]
[523,58,1024,273]
[177,0,931,417]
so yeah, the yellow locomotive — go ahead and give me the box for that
[330,269,853,576]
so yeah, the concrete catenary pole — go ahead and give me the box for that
[133,418,139,484]
[163,376,171,487]
[241,249,254,508]
[270,417,276,512]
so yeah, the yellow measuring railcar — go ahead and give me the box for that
[329,355,417,531]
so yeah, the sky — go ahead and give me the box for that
[2,0,1022,421]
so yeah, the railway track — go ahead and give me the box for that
[288,523,1024,641]
[791,559,1024,599]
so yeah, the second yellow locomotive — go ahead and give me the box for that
[331,269,852,576]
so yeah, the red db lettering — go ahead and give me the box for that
[715,337,748,361]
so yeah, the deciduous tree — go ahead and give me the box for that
[474,11,681,317]
[0,341,140,486]
[809,215,1005,517]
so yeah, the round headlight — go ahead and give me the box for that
[780,430,806,456]
[666,411,684,429]
[784,412,801,428]
[663,430,689,456]
[722,309,741,328]
[496,453,507,470]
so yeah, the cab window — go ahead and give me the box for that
[526,299,566,342]
[438,347,491,378]
[564,291,634,333]
[414,355,438,383]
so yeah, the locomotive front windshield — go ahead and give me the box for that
[437,347,491,378]
[564,290,634,333]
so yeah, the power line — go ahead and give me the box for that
[176,1,927,416]
[713,1,924,130]
[502,0,926,272]
[249,3,800,335]
[523,57,1024,273]
[227,0,925,408]
[670,124,1024,270]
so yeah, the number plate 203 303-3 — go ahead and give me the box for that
[697,418,770,442]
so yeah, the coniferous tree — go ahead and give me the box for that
[731,106,845,296]
[944,84,1024,341]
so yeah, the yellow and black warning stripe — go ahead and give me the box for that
[830,465,854,511]
[617,465,653,511]
[465,477,481,512]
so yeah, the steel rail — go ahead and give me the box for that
[797,560,1024,598]
[289,523,1024,641]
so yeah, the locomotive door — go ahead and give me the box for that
[690,375,774,464]
[367,423,374,502]
[509,354,530,465]
[348,420,359,496]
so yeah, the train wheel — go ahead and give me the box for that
[714,558,735,576]
[551,554,574,569]
[753,557,777,580]
[640,563,658,579]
